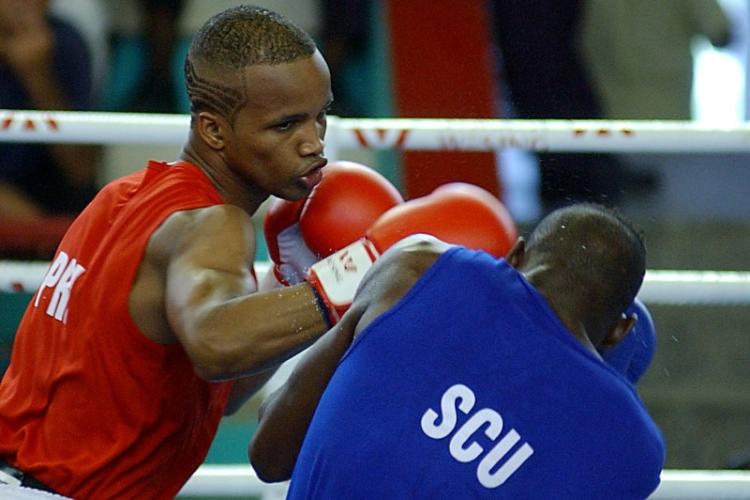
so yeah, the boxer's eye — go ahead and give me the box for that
[317,105,332,123]
[274,120,294,132]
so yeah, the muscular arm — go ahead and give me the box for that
[224,369,277,416]
[222,259,290,414]
[249,234,450,482]
[154,204,329,381]
[249,312,358,482]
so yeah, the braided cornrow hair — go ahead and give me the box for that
[184,5,317,122]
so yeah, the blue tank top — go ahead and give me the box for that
[287,247,665,499]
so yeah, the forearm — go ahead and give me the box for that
[164,205,329,381]
[249,314,356,482]
[187,283,329,380]
[224,368,278,416]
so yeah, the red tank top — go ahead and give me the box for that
[0,161,235,499]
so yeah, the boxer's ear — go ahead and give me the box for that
[196,111,227,150]
[601,312,636,348]
[505,237,526,268]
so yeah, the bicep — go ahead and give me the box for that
[165,205,257,345]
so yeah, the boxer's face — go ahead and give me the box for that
[224,51,333,200]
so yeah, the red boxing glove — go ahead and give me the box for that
[369,182,518,258]
[307,182,518,323]
[298,160,404,257]
[263,197,317,285]
[264,161,403,285]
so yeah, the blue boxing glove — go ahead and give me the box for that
[600,298,656,384]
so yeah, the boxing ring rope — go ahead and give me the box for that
[1,260,748,305]
[1,109,749,304]
[2,110,750,498]
[3,109,750,152]
[177,465,750,499]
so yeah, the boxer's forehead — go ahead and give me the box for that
[239,51,332,121]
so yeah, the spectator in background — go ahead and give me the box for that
[118,0,186,113]
[488,0,658,214]
[579,0,733,219]
[103,0,186,113]
[48,0,110,104]
[0,0,98,218]
[580,0,732,121]
[319,0,372,117]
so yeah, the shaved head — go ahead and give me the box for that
[525,204,646,332]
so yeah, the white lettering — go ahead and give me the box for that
[46,258,85,322]
[35,251,69,308]
[449,408,503,463]
[34,251,86,324]
[477,430,534,488]
[421,383,475,439]
[421,383,534,489]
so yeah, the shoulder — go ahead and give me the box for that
[165,203,253,232]
[368,235,453,291]
[148,204,255,261]
[351,235,455,335]
[381,233,454,269]
[377,236,498,283]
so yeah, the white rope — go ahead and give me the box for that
[0,261,51,294]
[1,260,748,305]
[178,465,287,499]
[329,117,750,153]
[176,465,750,499]
[639,270,750,305]
[0,110,188,145]
[3,109,750,152]
[2,110,748,304]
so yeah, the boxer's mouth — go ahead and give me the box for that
[300,159,328,189]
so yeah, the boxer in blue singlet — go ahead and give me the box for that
[250,203,665,499]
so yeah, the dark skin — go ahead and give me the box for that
[127,50,335,414]
[249,234,637,481]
